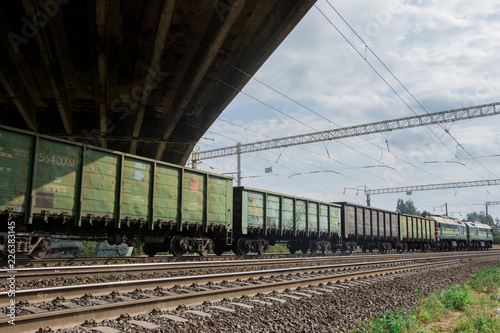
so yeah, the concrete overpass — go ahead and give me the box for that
[0,0,315,165]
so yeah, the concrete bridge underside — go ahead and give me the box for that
[0,0,314,165]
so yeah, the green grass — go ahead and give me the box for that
[453,309,500,333]
[356,262,500,333]
[469,264,500,294]
[267,242,289,253]
[362,311,419,333]
[132,240,146,256]
[440,283,471,311]
[82,240,97,257]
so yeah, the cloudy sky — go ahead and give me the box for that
[195,0,500,220]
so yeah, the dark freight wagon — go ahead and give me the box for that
[0,126,233,258]
[335,202,399,253]
[232,187,341,255]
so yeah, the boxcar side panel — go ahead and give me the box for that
[412,217,417,241]
[81,149,119,220]
[364,208,371,239]
[319,204,328,233]
[344,205,355,238]
[207,176,229,228]
[295,199,306,232]
[33,139,81,217]
[243,190,264,230]
[390,213,398,239]
[399,215,408,241]
[356,206,363,238]
[384,212,391,239]
[266,194,280,231]
[121,158,151,220]
[154,164,180,224]
[378,211,385,239]
[308,202,318,234]
[329,205,340,236]
[182,171,207,226]
[282,197,294,233]
[371,210,378,239]
[0,129,33,215]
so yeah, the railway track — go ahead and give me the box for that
[0,252,395,269]
[1,251,497,283]
[4,248,498,269]
[1,253,498,332]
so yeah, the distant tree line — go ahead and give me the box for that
[395,199,431,217]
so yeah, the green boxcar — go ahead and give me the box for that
[233,187,341,255]
[399,214,434,251]
[0,126,233,258]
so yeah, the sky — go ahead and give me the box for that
[193,0,500,221]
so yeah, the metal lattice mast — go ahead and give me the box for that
[193,102,500,162]
[485,201,500,216]
[365,179,500,206]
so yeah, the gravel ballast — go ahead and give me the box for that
[45,260,498,333]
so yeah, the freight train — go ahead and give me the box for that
[0,126,493,259]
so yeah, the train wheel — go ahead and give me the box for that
[309,240,318,255]
[301,247,308,254]
[170,236,186,257]
[237,237,249,256]
[142,243,158,257]
[29,238,52,259]
[289,248,296,254]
